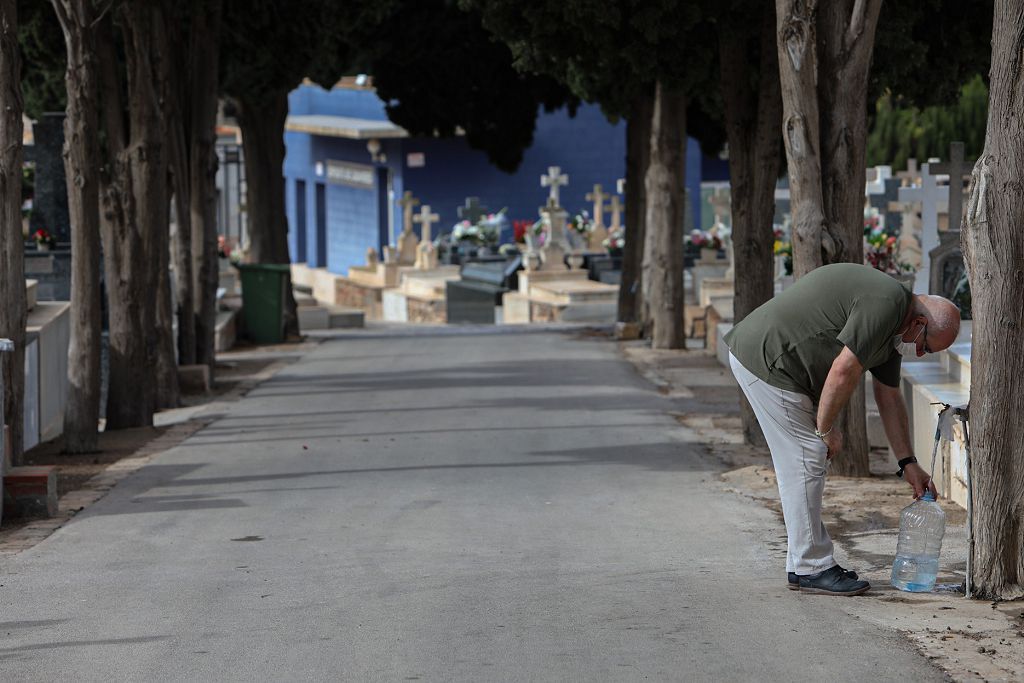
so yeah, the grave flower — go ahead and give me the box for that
[864,226,913,277]
[773,231,793,276]
[32,227,56,250]
[685,229,722,251]
[568,210,594,235]
[602,226,625,254]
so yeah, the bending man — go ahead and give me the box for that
[725,263,960,596]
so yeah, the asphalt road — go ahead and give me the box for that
[0,328,943,681]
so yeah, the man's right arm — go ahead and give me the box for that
[815,347,864,457]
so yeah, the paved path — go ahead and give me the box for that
[0,328,942,681]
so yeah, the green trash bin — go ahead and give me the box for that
[237,263,291,344]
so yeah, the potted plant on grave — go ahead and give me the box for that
[565,210,593,251]
[864,225,915,285]
[602,226,625,257]
[685,229,723,262]
[32,227,57,252]
[773,228,793,277]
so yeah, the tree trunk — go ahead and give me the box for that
[235,91,298,336]
[776,0,882,476]
[98,3,169,429]
[189,0,223,376]
[776,0,828,279]
[961,0,1024,601]
[720,2,783,447]
[163,7,195,369]
[641,82,687,350]
[151,3,178,410]
[52,0,102,453]
[618,90,653,325]
[0,0,26,463]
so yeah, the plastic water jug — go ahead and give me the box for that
[891,491,946,592]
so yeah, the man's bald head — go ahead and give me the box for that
[913,294,961,351]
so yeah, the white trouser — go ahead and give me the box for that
[729,353,836,575]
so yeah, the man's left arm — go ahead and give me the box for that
[872,377,938,499]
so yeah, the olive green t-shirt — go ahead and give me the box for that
[724,263,911,401]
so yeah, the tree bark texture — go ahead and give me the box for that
[0,0,26,463]
[776,0,882,476]
[776,0,828,279]
[720,2,783,448]
[618,91,653,325]
[52,0,102,453]
[641,82,687,350]
[961,0,1024,601]
[150,4,178,410]
[97,5,169,429]
[162,4,195,368]
[236,91,298,336]
[188,0,223,375]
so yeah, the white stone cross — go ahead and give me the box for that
[541,166,569,207]
[585,184,609,229]
[898,164,946,294]
[413,204,440,243]
[397,190,420,234]
[606,194,623,231]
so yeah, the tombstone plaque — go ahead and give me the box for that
[27,113,71,244]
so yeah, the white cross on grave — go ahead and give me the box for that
[397,190,421,233]
[585,184,609,250]
[396,191,421,265]
[413,204,440,243]
[585,184,608,229]
[413,205,440,271]
[606,194,623,232]
[898,164,946,294]
[541,166,569,207]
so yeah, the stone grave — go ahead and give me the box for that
[927,142,973,298]
[22,280,70,450]
[396,190,421,265]
[897,143,973,295]
[584,184,609,251]
[335,246,399,320]
[382,204,460,323]
[502,171,617,324]
[446,256,522,325]
[25,112,71,244]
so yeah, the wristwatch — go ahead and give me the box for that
[896,456,918,478]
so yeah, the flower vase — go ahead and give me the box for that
[36,243,51,253]
[698,249,718,264]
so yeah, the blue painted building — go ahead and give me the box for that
[283,82,727,276]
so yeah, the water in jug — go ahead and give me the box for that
[891,491,945,592]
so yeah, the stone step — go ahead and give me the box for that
[3,465,58,519]
[327,306,365,329]
[298,305,330,331]
[295,292,319,307]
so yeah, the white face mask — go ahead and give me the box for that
[893,324,925,358]
[894,336,918,357]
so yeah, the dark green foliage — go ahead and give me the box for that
[346,0,575,172]
[871,0,993,108]
[19,0,66,119]
[220,0,344,100]
[462,0,724,153]
[867,75,988,170]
